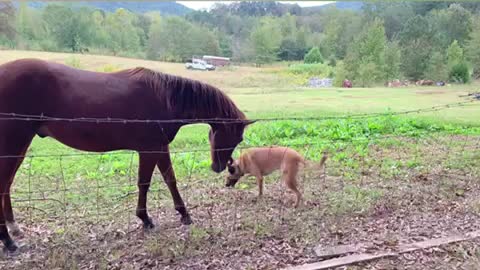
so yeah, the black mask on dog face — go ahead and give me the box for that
[226,158,243,187]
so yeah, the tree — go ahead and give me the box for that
[384,41,401,81]
[449,61,470,83]
[42,5,94,52]
[356,61,377,87]
[304,47,323,64]
[217,30,233,57]
[398,15,435,80]
[465,19,480,77]
[250,17,282,64]
[333,61,347,87]
[318,8,362,59]
[344,18,387,83]
[104,8,141,55]
[424,51,448,81]
[428,4,472,49]
[0,1,15,42]
[446,40,464,69]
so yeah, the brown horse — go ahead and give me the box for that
[0,58,254,252]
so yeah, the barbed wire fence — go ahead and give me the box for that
[0,99,479,265]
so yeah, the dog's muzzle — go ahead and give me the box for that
[225,176,239,187]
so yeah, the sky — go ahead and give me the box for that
[177,1,336,10]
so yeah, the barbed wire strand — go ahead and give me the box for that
[0,100,477,125]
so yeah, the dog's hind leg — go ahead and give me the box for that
[284,175,302,208]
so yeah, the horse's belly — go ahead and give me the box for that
[37,124,131,152]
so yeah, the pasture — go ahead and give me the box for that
[0,50,480,269]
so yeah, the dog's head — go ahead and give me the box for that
[225,157,244,187]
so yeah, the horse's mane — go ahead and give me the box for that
[116,67,246,121]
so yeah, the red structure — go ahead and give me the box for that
[203,55,230,66]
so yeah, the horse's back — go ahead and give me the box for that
[0,59,58,112]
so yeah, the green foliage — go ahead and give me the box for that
[287,63,332,77]
[250,17,282,64]
[104,8,142,55]
[428,4,473,49]
[384,41,401,80]
[399,15,434,80]
[304,47,323,64]
[42,5,94,52]
[465,19,480,78]
[446,40,464,68]
[64,56,82,68]
[449,61,471,83]
[333,61,347,87]
[344,18,387,85]
[425,51,448,81]
[356,61,378,87]
[147,16,219,62]
[95,64,121,73]
[1,0,479,84]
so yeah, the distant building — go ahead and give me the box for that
[202,55,230,66]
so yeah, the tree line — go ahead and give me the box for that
[1,1,480,85]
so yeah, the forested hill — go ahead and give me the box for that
[15,1,363,15]
[15,1,193,15]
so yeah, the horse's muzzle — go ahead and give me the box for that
[211,162,226,173]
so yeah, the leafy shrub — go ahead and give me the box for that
[304,47,324,64]
[64,56,82,69]
[287,63,333,77]
[449,61,470,83]
[333,61,347,87]
[95,64,121,73]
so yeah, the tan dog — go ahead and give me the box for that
[226,146,327,207]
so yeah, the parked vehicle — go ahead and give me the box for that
[185,58,215,71]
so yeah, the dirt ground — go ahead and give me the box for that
[0,135,479,270]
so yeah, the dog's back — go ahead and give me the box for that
[243,146,304,176]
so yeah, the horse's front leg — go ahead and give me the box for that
[157,148,192,225]
[136,153,159,229]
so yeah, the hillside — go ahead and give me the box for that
[16,1,193,15]
[16,1,364,15]
[303,1,364,13]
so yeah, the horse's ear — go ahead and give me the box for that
[244,120,257,126]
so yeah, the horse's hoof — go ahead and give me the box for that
[7,223,23,238]
[3,241,18,253]
[143,218,155,230]
[181,215,193,225]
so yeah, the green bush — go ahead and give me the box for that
[304,47,324,64]
[333,61,347,87]
[64,56,82,69]
[449,61,470,83]
[287,63,333,77]
[95,64,121,73]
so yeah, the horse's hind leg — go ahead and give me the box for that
[0,157,22,252]
[0,126,35,251]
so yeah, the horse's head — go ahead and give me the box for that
[208,120,255,173]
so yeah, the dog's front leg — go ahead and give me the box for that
[256,176,264,197]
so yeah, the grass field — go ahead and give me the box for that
[1,50,480,269]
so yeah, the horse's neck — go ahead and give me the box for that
[175,107,229,122]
